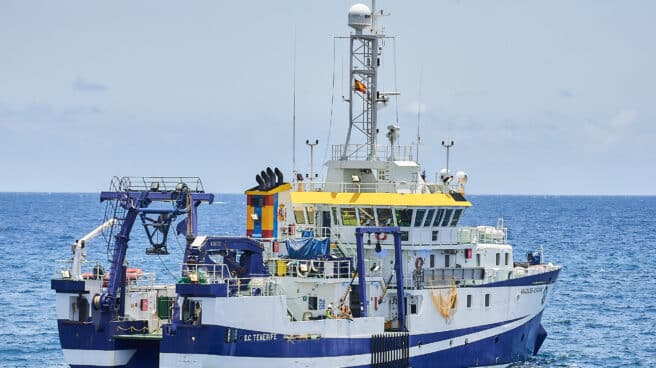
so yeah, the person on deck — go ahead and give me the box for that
[325,304,335,319]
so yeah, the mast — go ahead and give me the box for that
[342,3,382,161]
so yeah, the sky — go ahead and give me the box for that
[1,0,654,194]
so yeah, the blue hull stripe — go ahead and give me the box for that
[475,268,560,288]
[160,315,527,358]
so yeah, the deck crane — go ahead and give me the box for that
[89,177,214,324]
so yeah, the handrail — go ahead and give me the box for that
[108,176,205,193]
[180,263,279,297]
[457,226,508,245]
[332,144,416,161]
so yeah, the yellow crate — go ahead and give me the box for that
[276,259,287,276]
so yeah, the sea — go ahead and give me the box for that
[0,193,654,367]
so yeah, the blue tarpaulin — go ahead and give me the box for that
[285,238,330,259]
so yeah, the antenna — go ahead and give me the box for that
[292,29,297,174]
[416,65,423,164]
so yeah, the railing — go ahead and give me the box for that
[281,259,353,279]
[53,259,103,280]
[293,181,427,194]
[108,176,205,193]
[332,144,415,162]
[457,226,508,245]
[277,225,356,258]
[180,263,280,297]
[401,267,486,289]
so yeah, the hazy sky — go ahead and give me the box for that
[1,0,654,194]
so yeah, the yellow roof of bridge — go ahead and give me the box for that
[290,191,471,207]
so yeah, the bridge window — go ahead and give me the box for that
[449,209,462,227]
[505,253,509,266]
[423,209,435,227]
[401,231,409,241]
[376,208,394,226]
[433,209,445,227]
[306,207,315,224]
[432,230,439,241]
[294,208,306,224]
[414,209,426,227]
[395,209,413,227]
[358,208,375,226]
[440,209,453,227]
[340,208,357,226]
[444,255,450,268]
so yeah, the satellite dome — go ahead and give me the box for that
[456,171,468,184]
[348,4,372,30]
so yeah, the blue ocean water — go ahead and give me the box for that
[0,193,654,367]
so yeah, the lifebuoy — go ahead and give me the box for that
[415,257,424,270]
[375,232,388,241]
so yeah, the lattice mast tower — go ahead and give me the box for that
[342,2,388,161]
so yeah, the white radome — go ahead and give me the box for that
[439,168,449,180]
[456,171,468,184]
[348,4,372,30]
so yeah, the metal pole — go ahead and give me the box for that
[441,140,454,174]
[306,139,318,190]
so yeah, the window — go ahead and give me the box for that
[307,207,315,224]
[444,255,450,268]
[293,208,306,224]
[476,253,481,267]
[467,295,472,308]
[430,254,435,268]
[485,294,490,307]
[400,231,409,241]
[432,230,439,241]
[433,209,445,227]
[440,209,453,227]
[308,296,318,310]
[358,208,375,226]
[505,253,509,266]
[495,253,500,266]
[423,209,436,227]
[449,209,463,227]
[376,208,394,226]
[395,209,413,227]
[331,207,338,225]
[340,208,357,226]
[414,209,426,227]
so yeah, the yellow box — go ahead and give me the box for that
[276,259,287,277]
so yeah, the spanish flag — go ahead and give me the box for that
[354,79,367,93]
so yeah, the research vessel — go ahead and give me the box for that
[52,3,561,367]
